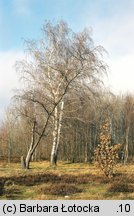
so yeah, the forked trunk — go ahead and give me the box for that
[21,120,36,169]
[21,151,33,169]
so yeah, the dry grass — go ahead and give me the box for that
[0,161,134,199]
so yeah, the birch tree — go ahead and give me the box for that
[15,20,107,168]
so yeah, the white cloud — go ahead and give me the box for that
[93,12,134,56]
[0,51,24,120]
[89,6,134,94]
[104,55,134,94]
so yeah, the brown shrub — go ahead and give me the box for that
[125,175,134,184]
[0,181,4,196]
[4,180,14,186]
[0,172,107,188]
[4,185,19,195]
[94,120,122,178]
[108,181,133,193]
[39,183,82,196]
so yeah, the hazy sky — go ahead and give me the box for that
[0,0,134,120]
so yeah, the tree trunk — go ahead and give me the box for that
[23,120,36,169]
[51,100,64,165]
[21,156,26,169]
[54,100,64,164]
[84,126,88,163]
[124,126,129,164]
[8,140,11,163]
[51,105,58,165]
[25,150,33,169]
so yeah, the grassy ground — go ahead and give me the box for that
[0,161,134,200]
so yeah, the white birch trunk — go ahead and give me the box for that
[84,126,88,163]
[22,120,36,169]
[51,100,64,165]
[51,105,58,165]
[124,126,129,164]
[55,100,64,154]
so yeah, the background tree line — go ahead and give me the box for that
[0,20,134,168]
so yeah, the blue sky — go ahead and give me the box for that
[1,0,133,52]
[0,0,134,120]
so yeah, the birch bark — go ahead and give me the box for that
[51,100,64,165]
[22,120,36,169]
